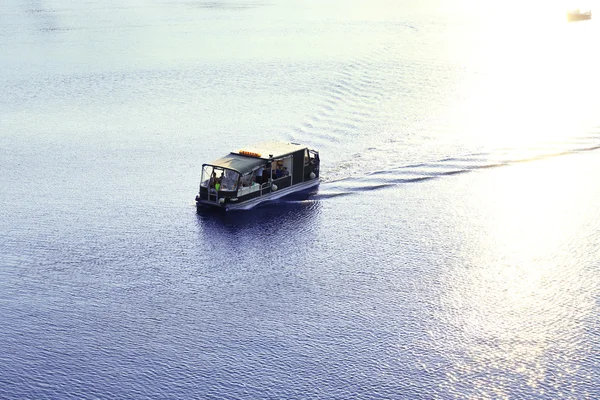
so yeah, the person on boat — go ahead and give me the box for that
[215,179,221,192]
[209,172,217,188]
[275,164,283,178]
[282,167,289,176]
[241,173,251,187]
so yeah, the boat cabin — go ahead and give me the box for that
[196,142,320,210]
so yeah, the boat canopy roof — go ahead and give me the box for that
[205,153,265,173]
[232,142,307,159]
[205,142,311,173]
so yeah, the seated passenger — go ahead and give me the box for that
[241,174,251,187]
[275,165,283,178]
[282,167,289,176]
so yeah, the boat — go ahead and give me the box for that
[567,9,592,21]
[195,142,320,211]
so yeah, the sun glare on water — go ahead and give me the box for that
[426,5,599,394]
[450,0,600,150]
[433,154,598,397]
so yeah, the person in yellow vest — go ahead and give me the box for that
[215,180,221,192]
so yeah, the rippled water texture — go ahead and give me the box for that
[1,0,600,398]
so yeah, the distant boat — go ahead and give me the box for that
[567,9,592,21]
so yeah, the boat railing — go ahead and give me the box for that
[260,181,272,195]
[272,175,292,190]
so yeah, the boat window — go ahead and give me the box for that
[309,150,319,164]
[220,169,240,191]
[200,166,239,191]
[268,156,292,179]
[200,165,217,188]
[240,172,253,187]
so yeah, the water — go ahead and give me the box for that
[2,0,600,398]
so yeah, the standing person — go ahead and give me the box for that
[219,172,226,190]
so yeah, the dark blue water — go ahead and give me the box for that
[2,0,600,398]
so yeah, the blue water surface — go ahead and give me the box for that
[2,0,600,398]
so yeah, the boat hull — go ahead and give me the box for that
[197,179,320,211]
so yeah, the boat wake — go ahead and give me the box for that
[315,132,600,198]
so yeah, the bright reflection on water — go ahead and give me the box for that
[432,155,599,398]
[447,2,600,150]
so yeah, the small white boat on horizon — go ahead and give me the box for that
[567,9,592,21]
